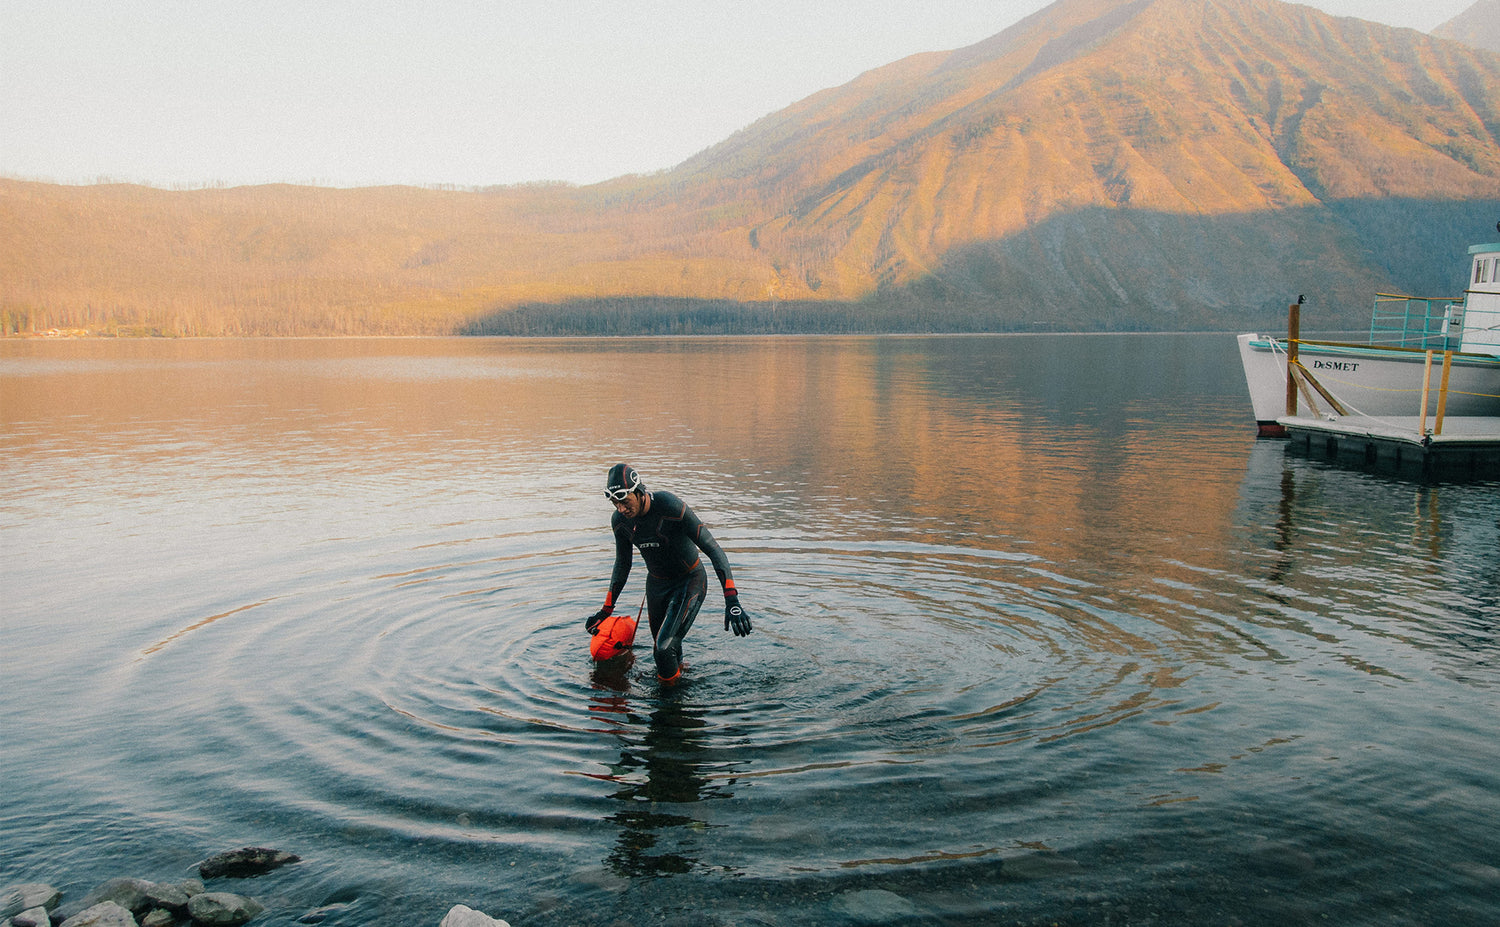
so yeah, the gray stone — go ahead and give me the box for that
[296,903,349,924]
[60,902,138,927]
[2,885,62,919]
[1453,861,1500,883]
[141,910,177,927]
[437,905,511,927]
[11,906,53,927]
[143,885,190,915]
[197,849,299,880]
[830,889,918,923]
[81,880,155,917]
[186,893,263,927]
[1002,852,1083,879]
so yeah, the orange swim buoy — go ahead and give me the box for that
[589,613,638,662]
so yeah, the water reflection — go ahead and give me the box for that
[1266,461,1298,587]
[1242,440,1496,578]
[586,666,739,879]
[1235,440,1500,682]
[6,336,1500,927]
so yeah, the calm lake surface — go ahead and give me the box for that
[2,335,1497,927]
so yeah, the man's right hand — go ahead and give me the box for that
[585,608,612,634]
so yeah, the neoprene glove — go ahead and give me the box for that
[724,594,752,636]
[585,607,611,635]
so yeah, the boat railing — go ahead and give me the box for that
[1273,298,1500,438]
[1369,294,1465,351]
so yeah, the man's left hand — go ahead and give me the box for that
[724,594,752,636]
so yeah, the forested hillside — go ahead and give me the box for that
[5,0,1500,337]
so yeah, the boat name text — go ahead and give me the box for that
[1312,360,1360,372]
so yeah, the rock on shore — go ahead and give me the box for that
[59,903,138,927]
[438,905,510,927]
[5,847,289,927]
[2,886,62,921]
[196,849,300,880]
[183,895,263,927]
[5,858,512,927]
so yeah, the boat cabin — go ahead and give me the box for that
[1464,242,1500,355]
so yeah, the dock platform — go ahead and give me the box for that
[1279,415,1500,480]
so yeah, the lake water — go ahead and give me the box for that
[2,335,1497,927]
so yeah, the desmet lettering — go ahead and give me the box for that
[1312,360,1360,372]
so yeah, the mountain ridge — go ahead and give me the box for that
[4,0,1500,336]
[662,0,1499,310]
[1433,0,1500,54]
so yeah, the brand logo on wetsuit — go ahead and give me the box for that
[638,541,661,549]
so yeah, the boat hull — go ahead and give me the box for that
[1237,333,1500,436]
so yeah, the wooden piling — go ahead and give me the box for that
[1435,351,1454,436]
[1285,303,1301,417]
[1419,350,1433,435]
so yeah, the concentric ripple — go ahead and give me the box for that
[99,515,1247,885]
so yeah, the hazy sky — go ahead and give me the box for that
[0,0,1482,188]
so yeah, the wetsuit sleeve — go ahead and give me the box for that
[605,520,632,610]
[684,505,737,597]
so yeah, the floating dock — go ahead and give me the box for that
[1279,414,1500,480]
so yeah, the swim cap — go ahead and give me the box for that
[605,463,643,502]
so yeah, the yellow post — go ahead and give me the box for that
[1285,303,1301,417]
[1434,351,1454,436]
[1419,350,1433,434]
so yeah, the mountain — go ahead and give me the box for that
[1433,0,1500,55]
[647,0,1500,330]
[4,0,1500,337]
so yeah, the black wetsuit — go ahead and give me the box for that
[605,490,737,680]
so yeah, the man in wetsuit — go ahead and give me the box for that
[586,463,752,684]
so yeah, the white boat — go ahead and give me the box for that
[1239,239,1500,437]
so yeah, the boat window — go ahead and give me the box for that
[1479,259,1490,284]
